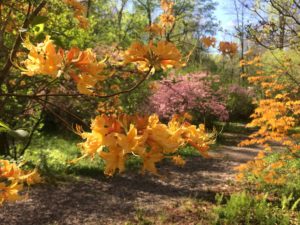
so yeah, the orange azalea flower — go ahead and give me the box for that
[0,160,42,204]
[66,47,106,76]
[98,147,126,176]
[64,0,86,14]
[123,41,149,71]
[160,13,175,28]
[145,24,164,36]
[66,48,106,94]
[22,36,63,78]
[151,41,184,70]
[0,182,23,204]
[218,41,238,56]
[74,74,100,95]
[124,41,184,71]
[172,155,186,166]
[159,0,175,27]
[64,0,89,29]
[140,149,165,175]
[201,36,216,48]
[160,0,174,12]
[76,15,89,29]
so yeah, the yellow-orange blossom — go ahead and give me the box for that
[76,114,214,176]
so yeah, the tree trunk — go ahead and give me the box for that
[278,14,285,49]
[0,133,9,156]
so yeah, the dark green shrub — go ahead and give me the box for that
[226,84,255,122]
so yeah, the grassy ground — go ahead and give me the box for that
[24,133,105,178]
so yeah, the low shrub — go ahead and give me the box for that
[214,191,290,225]
[238,151,300,210]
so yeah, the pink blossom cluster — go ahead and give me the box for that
[147,73,229,121]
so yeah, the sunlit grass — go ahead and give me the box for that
[24,134,105,178]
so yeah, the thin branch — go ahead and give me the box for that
[40,101,74,132]
[0,67,152,98]
[19,100,46,156]
[0,0,47,86]
[270,51,300,85]
[36,96,90,130]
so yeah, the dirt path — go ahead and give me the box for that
[0,133,261,225]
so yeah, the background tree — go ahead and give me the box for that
[244,0,300,51]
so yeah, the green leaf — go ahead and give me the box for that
[291,198,300,211]
[31,16,48,26]
[0,120,10,131]
[33,23,45,36]
[8,129,29,139]
[0,128,9,133]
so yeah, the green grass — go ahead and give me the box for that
[23,133,105,178]
[289,126,300,135]
[177,145,201,157]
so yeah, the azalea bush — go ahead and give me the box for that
[0,0,218,205]
[236,53,300,188]
[147,73,229,125]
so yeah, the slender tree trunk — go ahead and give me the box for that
[86,0,92,18]
[278,14,285,49]
[146,0,152,26]
[0,133,9,156]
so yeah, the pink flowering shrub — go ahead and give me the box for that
[147,73,229,124]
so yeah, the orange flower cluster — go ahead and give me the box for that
[145,24,164,37]
[22,36,63,78]
[64,0,89,28]
[145,0,175,37]
[124,41,184,72]
[74,114,214,176]
[201,36,217,48]
[22,36,106,95]
[65,47,106,95]
[160,0,175,28]
[0,160,41,205]
[218,41,238,56]
[235,151,286,185]
[22,31,184,93]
